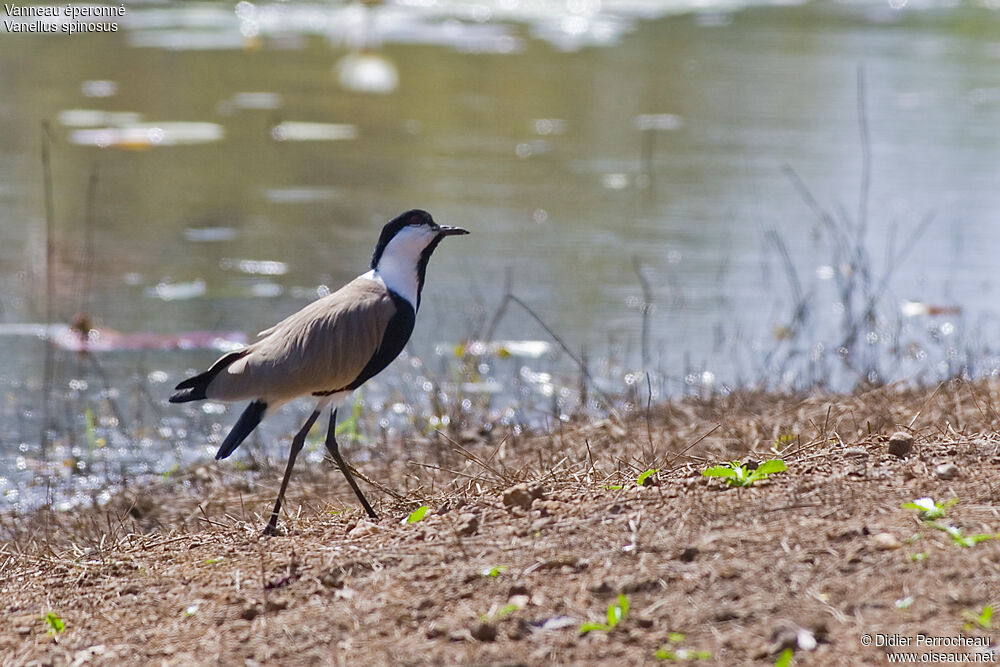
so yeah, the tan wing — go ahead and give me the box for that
[206,277,396,402]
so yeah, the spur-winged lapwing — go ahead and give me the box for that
[170,210,468,534]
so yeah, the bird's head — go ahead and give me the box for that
[370,209,469,308]
[371,209,468,270]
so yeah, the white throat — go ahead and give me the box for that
[361,225,437,310]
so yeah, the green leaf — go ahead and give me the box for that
[481,566,506,578]
[604,484,624,490]
[755,459,786,475]
[44,611,64,634]
[406,505,430,524]
[774,647,794,667]
[607,594,629,627]
[636,469,658,487]
[668,632,686,643]
[579,621,610,634]
[702,466,736,478]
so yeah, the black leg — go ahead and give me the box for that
[264,409,321,536]
[324,408,378,520]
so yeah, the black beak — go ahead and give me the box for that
[438,225,470,237]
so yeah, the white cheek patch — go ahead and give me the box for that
[370,225,437,308]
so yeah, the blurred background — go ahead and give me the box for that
[2,0,1000,510]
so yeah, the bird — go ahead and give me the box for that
[169,209,469,534]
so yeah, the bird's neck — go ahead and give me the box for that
[362,259,422,310]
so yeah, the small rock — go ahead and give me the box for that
[502,483,545,510]
[456,513,479,537]
[348,521,380,538]
[888,432,914,458]
[471,621,498,642]
[678,547,699,562]
[508,584,531,597]
[936,462,959,480]
[240,604,260,621]
[872,532,902,551]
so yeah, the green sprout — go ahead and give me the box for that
[963,605,993,630]
[907,552,927,562]
[774,648,794,667]
[43,611,64,635]
[481,603,519,621]
[654,632,711,660]
[580,594,629,634]
[702,459,787,487]
[903,497,958,521]
[934,524,993,548]
[406,505,430,524]
[481,566,507,578]
[637,469,658,487]
[604,484,624,491]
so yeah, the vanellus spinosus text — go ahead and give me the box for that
[170,210,469,534]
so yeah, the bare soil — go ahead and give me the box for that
[5,380,1000,666]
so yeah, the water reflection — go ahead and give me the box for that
[3,0,1000,512]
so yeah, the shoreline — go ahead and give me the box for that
[4,380,1000,664]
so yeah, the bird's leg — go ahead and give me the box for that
[324,408,379,520]
[264,409,321,536]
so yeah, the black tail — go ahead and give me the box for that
[215,400,267,460]
[169,349,250,403]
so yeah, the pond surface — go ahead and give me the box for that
[3,0,1000,509]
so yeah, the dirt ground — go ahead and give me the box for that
[5,380,1000,665]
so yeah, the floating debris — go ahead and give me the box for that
[69,122,224,148]
[263,187,342,204]
[146,280,206,301]
[336,52,399,94]
[183,227,238,242]
[901,300,962,317]
[270,122,358,142]
[80,80,118,98]
[0,323,246,352]
[633,113,683,131]
[57,109,142,128]
[219,258,289,276]
[442,340,553,359]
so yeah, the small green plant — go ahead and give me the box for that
[406,505,429,524]
[481,603,519,621]
[774,648,794,667]
[903,497,958,521]
[43,611,64,635]
[481,566,506,578]
[895,596,914,609]
[702,459,787,487]
[636,469,658,487]
[654,632,711,660]
[604,484,624,491]
[335,390,364,442]
[963,605,993,630]
[580,594,629,634]
[907,552,927,562]
[935,524,993,548]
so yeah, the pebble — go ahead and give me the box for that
[471,622,498,642]
[456,512,479,537]
[872,532,902,550]
[888,432,914,458]
[502,483,545,510]
[935,462,959,480]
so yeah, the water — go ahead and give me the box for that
[3,0,1000,510]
